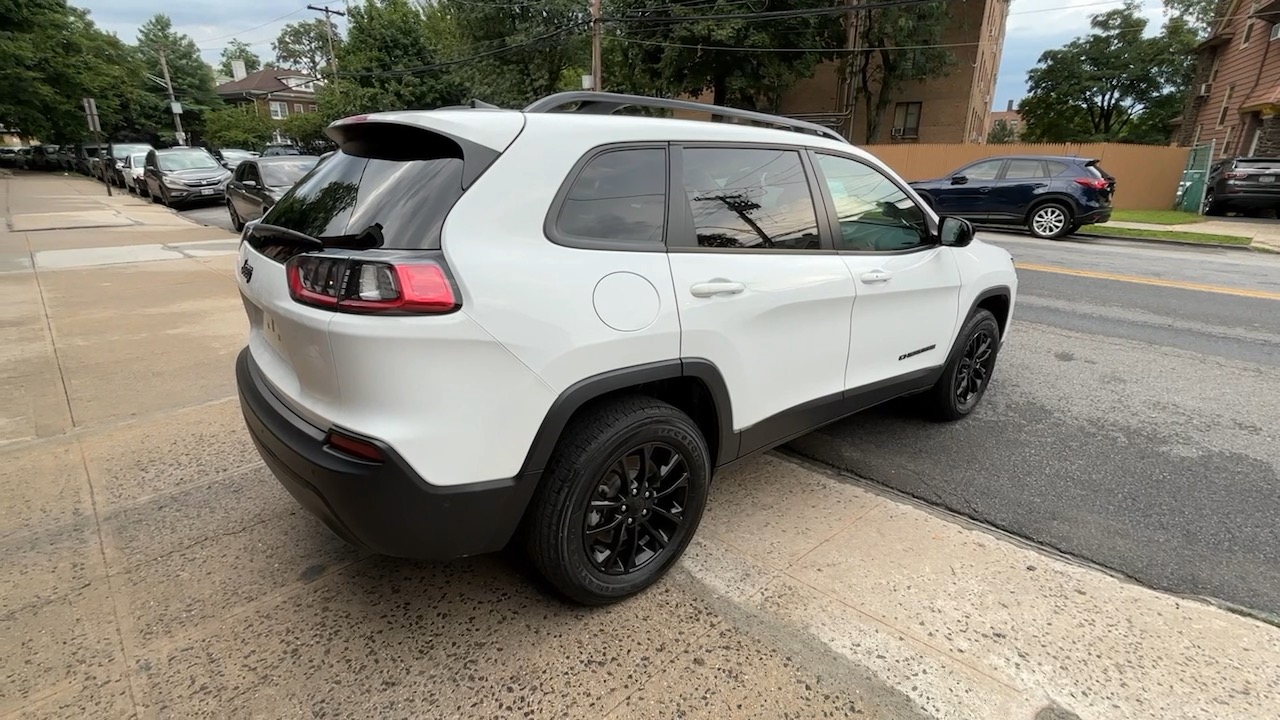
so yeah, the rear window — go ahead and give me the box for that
[260,158,319,187]
[1235,159,1280,169]
[261,150,465,249]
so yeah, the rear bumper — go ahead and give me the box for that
[1217,188,1280,206]
[236,347,540,560]
[1077,207,1112,225]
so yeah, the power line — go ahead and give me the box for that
[193,5,311,45]
[338,22,586,78]
[610,0,945,24]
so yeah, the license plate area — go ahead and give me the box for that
[262,311,287,356]
[1259,176,1275,183]
[200,188,218,195]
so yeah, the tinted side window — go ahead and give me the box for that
[681,147,820,250]
[1004,159,1045,179]
[815,154,930,252]
[555,148,666,244]
[1046,161,1070,176]
[964,160,1003,181]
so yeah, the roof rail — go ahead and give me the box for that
[437,98,501,110]
[523,91,850,145]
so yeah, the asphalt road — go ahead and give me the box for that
[179,202,236,233]
[790,232,1280,618]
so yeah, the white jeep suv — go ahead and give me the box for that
[235,92,1017,605]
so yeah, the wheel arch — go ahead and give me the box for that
[1023,194,1077,223]
[967,285,1013,338]
[518,359,737,478]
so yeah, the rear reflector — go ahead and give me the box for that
[286,254,460,314]
[1075,178,1110,190]
[325,430,384,462]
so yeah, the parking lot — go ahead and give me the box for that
[5,172,1280,719]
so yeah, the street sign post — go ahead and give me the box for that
[82,97,111,197]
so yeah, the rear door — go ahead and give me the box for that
[934,159,1004,219]
[992,158,1049,219]
[666,144,854,453]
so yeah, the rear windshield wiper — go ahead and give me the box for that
[247,223,324,249]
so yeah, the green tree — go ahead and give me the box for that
[203,104,275,148]
[219,39,262,77]
[331,0,463,112]
[135,14,223,141]
[606,0,843,112]
[279,110,334,150]
[1020,3,1197,143]
[1163,0,1219,34]
[274,18,339,76]
[987,118,1018,144]
[0,0,159,143]
[849,1,955,143]
[428,0,587,107]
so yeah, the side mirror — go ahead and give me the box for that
[950,174,968,185]
[939,216,974,248]
[242,180,257,189]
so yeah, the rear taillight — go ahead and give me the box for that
[1225,171,1249,179]
[1074,178,1110,190]
[286,254,460,314]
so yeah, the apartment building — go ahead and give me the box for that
[776,0,1009,144]
[1177,0,1280,157]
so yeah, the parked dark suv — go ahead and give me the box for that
[910,155,1115,239]
[1202,157,1280,216]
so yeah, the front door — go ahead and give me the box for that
[809,152,963,391]
[935,158,1004,220]
[666,145,855,452]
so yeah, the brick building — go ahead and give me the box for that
[1177,0,1280,157]
[987,99,1022,139]
[214,65,320,142]
[775,0,1009,144]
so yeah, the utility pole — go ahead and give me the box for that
[591,0,602,91]
[158,49,186,146]
[307,4,346,75]
[81,98,111,197]
[843,0,861,142]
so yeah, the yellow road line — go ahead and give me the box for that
[1016,262,1280,301]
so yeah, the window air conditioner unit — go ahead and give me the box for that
[891,127,904,137]
[1199,83,1211,97]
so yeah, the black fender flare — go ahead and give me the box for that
[518,358,737,476]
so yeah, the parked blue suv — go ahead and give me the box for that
[909,155,1115,239]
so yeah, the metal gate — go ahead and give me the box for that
[1175,141,1215,213]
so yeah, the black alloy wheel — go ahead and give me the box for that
[583,442,690,575]
[955,328,995,409]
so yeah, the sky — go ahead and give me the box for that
[77,0,1168,109]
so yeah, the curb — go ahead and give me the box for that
[1070,231,1266,252]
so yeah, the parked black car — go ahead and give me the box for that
[225,155,319,231]
[910,155,1115,239]
[261,143,302,157]
[212,148,257,171]
[75,144,106,175]
[142,147,231,208]
[102,143,154,186]
[30,145,63,171]
[1202,157,1280,216]
[0,146,25,167]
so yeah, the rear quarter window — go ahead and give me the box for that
[549,146,667,249]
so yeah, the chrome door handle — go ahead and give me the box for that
[860,270,892,284]
[978,187,992,193]
[690,280,745,297]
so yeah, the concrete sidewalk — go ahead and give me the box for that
[1107,218,1280,251]
[3,172,1279,719]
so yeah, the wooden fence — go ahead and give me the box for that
[864,143,1190,211]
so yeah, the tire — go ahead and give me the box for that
[150,187,160,203]
[525,395,711,605]
[228,201,244,232]
[1202,190,1223,216]
[924,309,1001,422]
[1027,202,1072,240]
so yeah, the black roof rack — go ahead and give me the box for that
[523,91,850,145]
